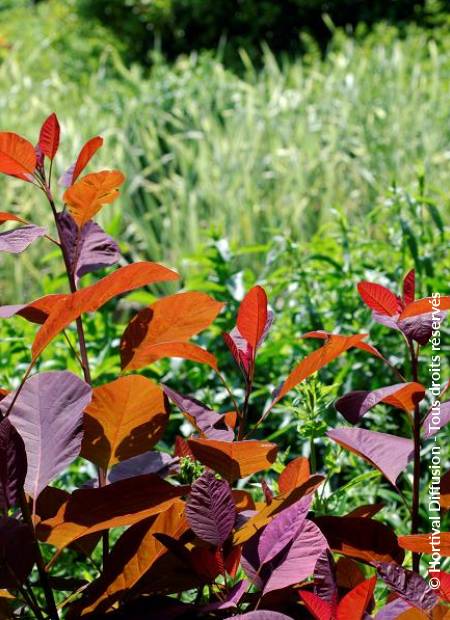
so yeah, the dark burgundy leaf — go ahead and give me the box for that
[0,418,27,511]
[398,311,447,345]
[264,519,328,594]
[109,451,179,483]
[57,212,120,281]
[0,517,35,588]
[185,470,236,546]
[224,327,253,376]
[258,495,312,565]
[1,371,91,500]
[163,386,234,441]
[0,224,46,253]
[377,562,438,611]
[422,400,450,438]
[313,549,338,605]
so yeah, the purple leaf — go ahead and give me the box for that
[335,383,423,425]
[185,470,236,546]
[108,451,179,483]
[374,599,414,619]
[59,162,75,188]
[0,224,46,253]
[313,549,338,605]
[377,562,438,611]
[398,312,447,345]
[227,613,294,620]
[57,212,120,281]
[258,495,312,565]
[1,372,92,500]
[263,519,328,594]
[327,427,414,486]
[203,579,248,611]
[372,312,400,331]
[163,386,234,441]
[224,327,253,376]
[0,517,35,588]
[0,418,27,511]
[422,400,450,438]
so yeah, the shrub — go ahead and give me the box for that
[74,0,447,65]
[0,116,449,617]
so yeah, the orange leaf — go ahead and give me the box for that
[81,375,168,470]
[0,212,28,225]
[275,334,367,403]
[337,576,376,620]
[38,113,60,160]
[400,296,450,319]
[0,293,68,324]
[63,170,125,228]
[398,533,450,556]
[188,438,277,482]
[0,132,36,181]
[32,262,179,359]
[37,475,188,550]
[120,291,223,370]
[278,456,310,494]
[76,501,187,616]
[232,475,324,545]
[72,136,103,184]
[236,285,268,350]
[357,282,399,316]
[232,490,256,511]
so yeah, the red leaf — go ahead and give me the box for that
[38,113,60,160]
[299,591,335,620]
[278,457,310,494]
[357,282,399,316]
[236,286,268,351]
[337,576,376,619]
[72,136,104,184]
[403,270,415,306]
[0,132,36,181]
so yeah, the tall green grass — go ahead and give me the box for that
[0,1,449,302]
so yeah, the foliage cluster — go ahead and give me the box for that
[0,116,449,619]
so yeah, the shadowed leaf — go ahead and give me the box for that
[37,475,188,550]
[109,451,178,484]
[0,418,27,512]
[0,293,67,324]
[188,438,277,483]
[81,375,168,470]
[0,518,35,588]
[403,270,415,305]
[315,516,404,564]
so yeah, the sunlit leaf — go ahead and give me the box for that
[64,170,125,228]
[0,132,36,181]
[38,113,60,160]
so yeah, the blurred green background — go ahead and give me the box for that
[0,1,449,570]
